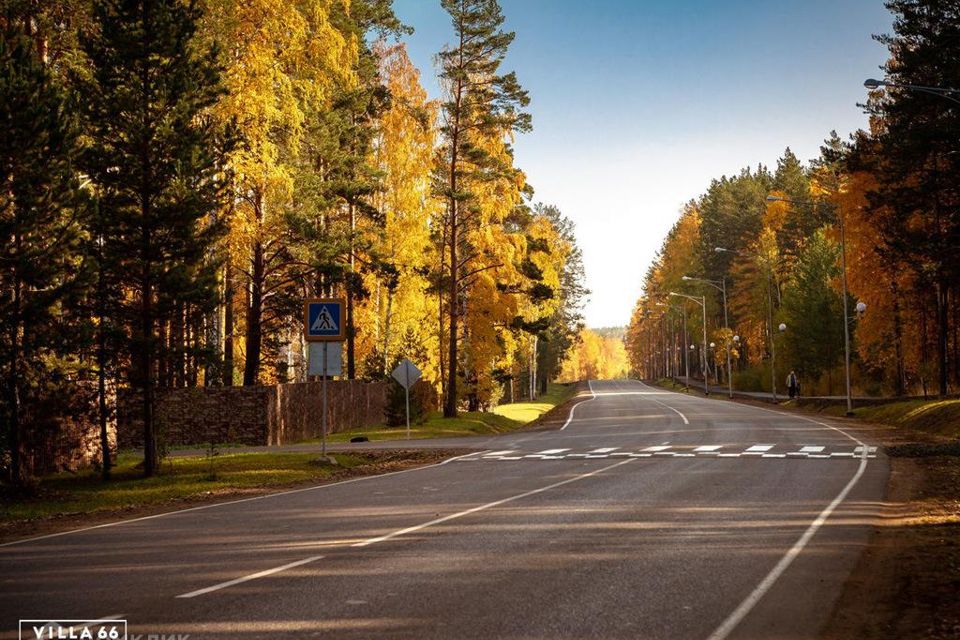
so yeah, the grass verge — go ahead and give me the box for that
[819,398,960,439]
[0,448,463,544]
[324,382,575,443]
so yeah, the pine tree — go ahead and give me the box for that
[780,229,847,385]
[436,0,530,417]
[80,0,230,476]
[865,0,960,396]
[0,26,87,485]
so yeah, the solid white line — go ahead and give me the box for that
[641,393,690,425]
[351,458,633,548]
[176,555,325,599]
[640,377,876,640]
[0,451,482,549]
[560,380,597,430]
[705,452,869,640]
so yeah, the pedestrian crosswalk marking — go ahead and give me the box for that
[463,443,878,464]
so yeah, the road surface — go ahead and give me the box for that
[0,379,886,639]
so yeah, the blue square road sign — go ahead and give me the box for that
[304,298,345,342]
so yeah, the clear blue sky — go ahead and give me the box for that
[391,0,893,328]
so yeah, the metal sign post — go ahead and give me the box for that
[322,342,328,456]
[391,358,422,439]
[305,299,345,460]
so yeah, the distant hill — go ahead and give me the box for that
[592,326,625,341]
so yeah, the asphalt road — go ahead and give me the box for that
[0,379,887,639]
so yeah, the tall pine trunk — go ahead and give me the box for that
[222,262,234,386]
[140,236,157,477]
[936,279,949,397]
[244,238,264,386]
[7,245,23,486]
[244,193,265,386]
[96,230,111,480]
[443,73,462,418]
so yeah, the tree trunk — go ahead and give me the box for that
[444,206,459,417]
[8,242,24,485]
[347,202,356,379]
[891,280,906,397]
[243,193,266,387]
[96,234,111,480]
[243,238,264,386]
[141,249,157,477]
[383,287,393,375]
[937,279,949,397]
[222,262,234,386]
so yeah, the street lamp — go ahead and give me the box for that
[863,78,960,105]
[715,246,782,401]
[768,194,860,415]
[683,274,733,398]
[657,301,688,387]
[670,292,709,396]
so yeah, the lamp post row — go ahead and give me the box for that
[641,78,947,402]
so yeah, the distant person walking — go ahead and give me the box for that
[787,370,799,399]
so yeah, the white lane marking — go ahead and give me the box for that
[590,447,619,454]
[351,459,634,549]
[536,448,570,455]
[630,378,876,640]
[560,380,597,431]
[642,445,671,452]
[0,451,482,549]
[800,445,825,453]
[484,450,515,456]
[706,451,870,640]
[744,444,775,453]
[694,445,722,452]
[176,555,325,599]
[643,395,690,425]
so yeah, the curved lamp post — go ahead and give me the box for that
[670,292,709,396]
[864,78,960,106]
[683,274,733,398]
[657,301,688,387]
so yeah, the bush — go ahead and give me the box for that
[384,380,438,427]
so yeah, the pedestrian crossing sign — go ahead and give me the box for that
[304,298,345,342]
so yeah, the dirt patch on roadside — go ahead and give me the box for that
[0,449,468,546]
[823,449,960,639]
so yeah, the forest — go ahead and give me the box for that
[626,1,960,401]
[0,0,588,485]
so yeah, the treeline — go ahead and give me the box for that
[0,0,586,484]
[558,328,627,383]
[626,0,959,400]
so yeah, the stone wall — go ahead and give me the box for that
[117,380,390,449]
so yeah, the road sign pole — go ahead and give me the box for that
[322,342,328,456]
[405,365,411,439]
